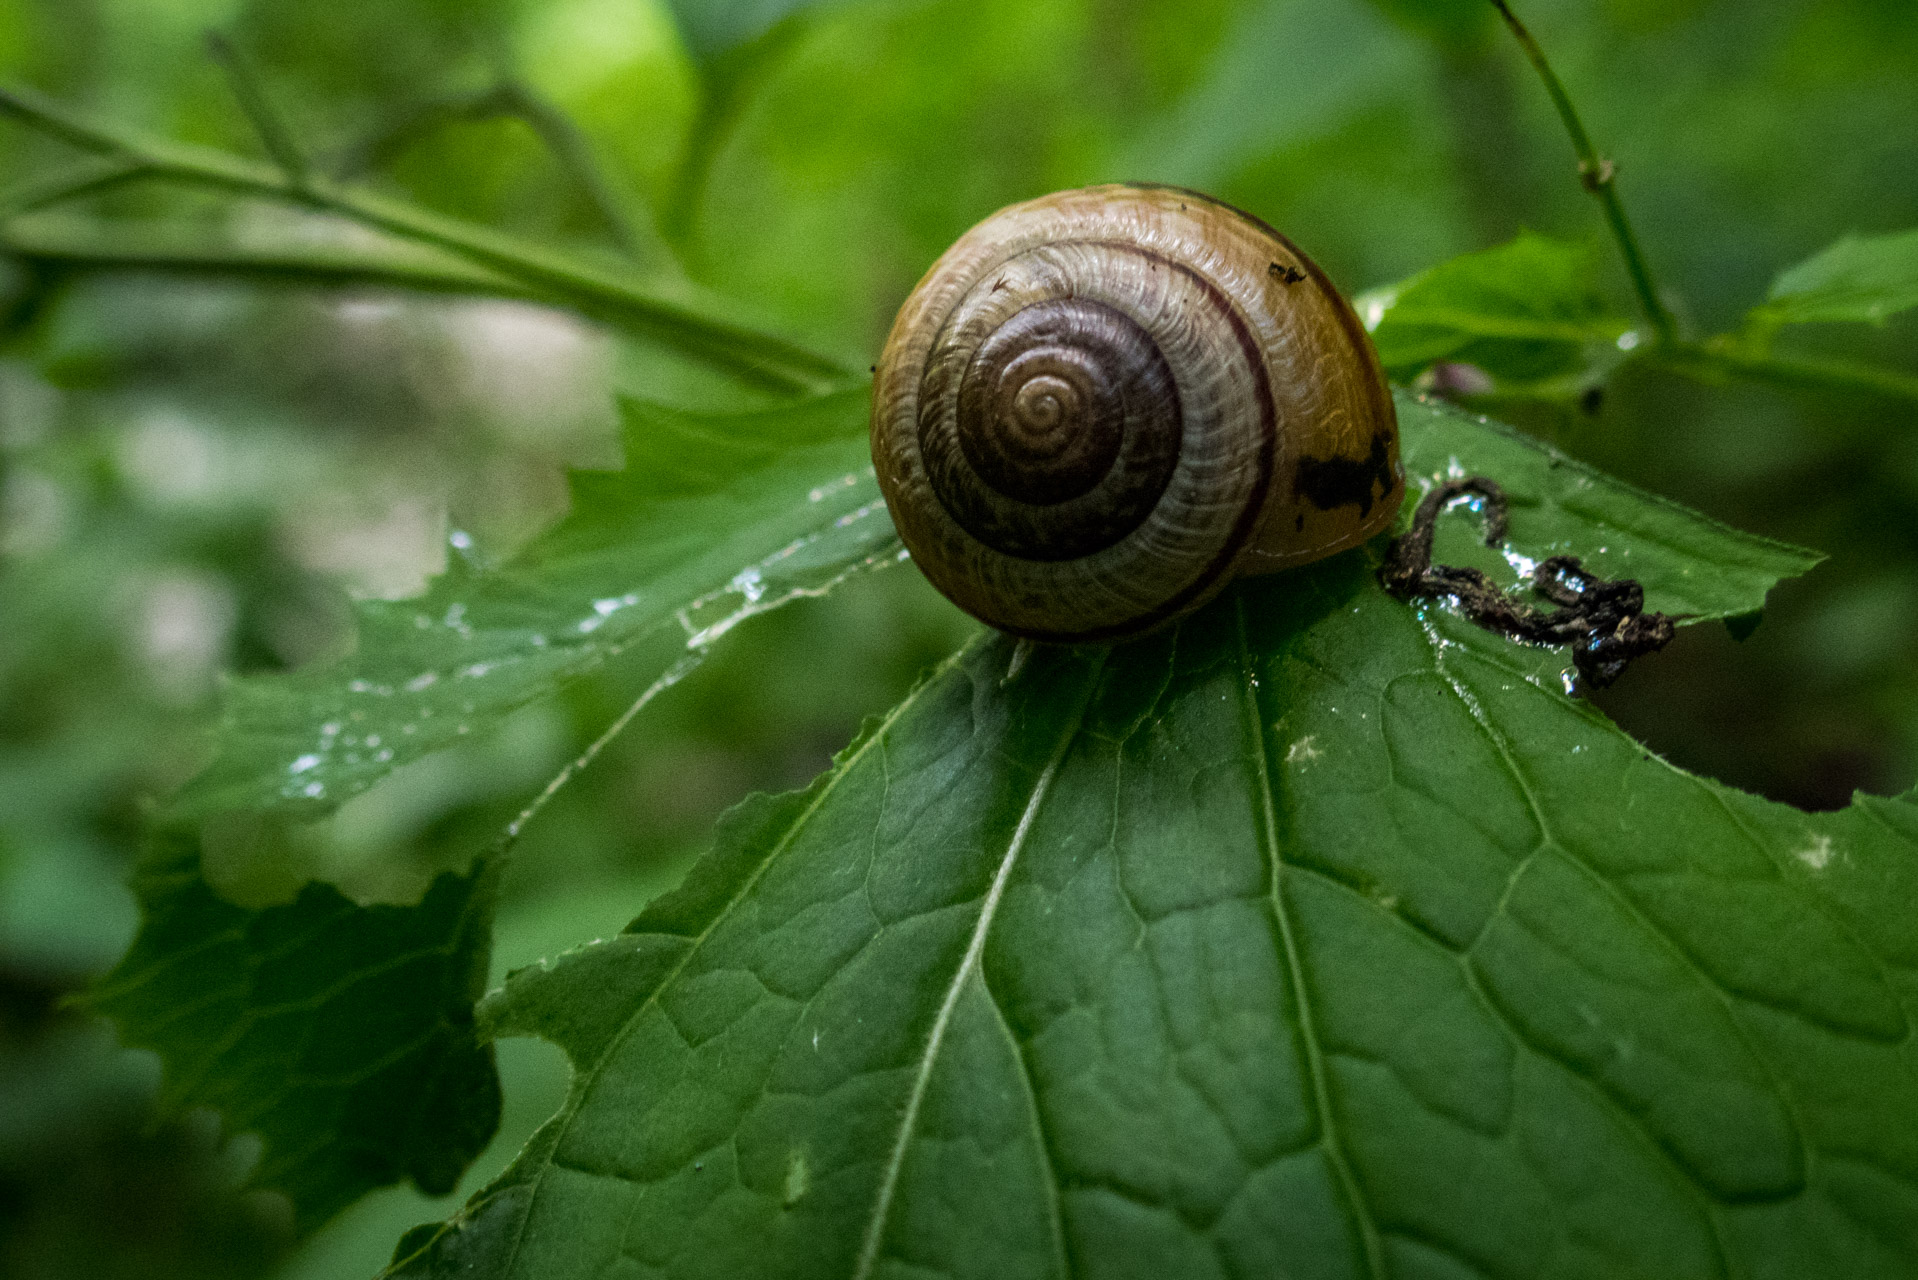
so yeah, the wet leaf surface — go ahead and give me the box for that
[176,387,898,819]
[387,399,1918,1280]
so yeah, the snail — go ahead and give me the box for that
[871,183,1404,643]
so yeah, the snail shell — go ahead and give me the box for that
[871,184,1403,643]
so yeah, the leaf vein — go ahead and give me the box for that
[849,651,1099,1280]
[1234,597,1386,1280]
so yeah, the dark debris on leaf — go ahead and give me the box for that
[1381,476,1677,691]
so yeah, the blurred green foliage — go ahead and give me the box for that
[0,0,1914,1276]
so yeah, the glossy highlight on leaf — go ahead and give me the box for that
[1393,392,1821,623]
[174,386,900,819]
[386,401,1914,1280]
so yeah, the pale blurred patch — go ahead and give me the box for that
[133,569,238,704]
[443,298,614,446]
[283,490,446,601]
[0,466,69,558]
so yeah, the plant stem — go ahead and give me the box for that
[0,82,853,391]
[498,80,651,265]
[1487,0,1677,346]
[333,87,510,179]
[335,81,653,266]
[205,31,310,188]
[1650,340,1918,405]
[2,213,534,298]
[662,14,811,246]
[0,155,148,218]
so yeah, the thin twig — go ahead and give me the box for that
[1487,0,1677,346]
[0,82,852,390]
[1,213,533,297]
[205,31,310,188]
[0,155,148,218]
[499,80,649,263]
[333,86,512,180]
[1650,340,1918,405]
[336,81,650,264]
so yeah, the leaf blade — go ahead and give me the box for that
[1395,392,1824,621]
[1361,232,1635,391]
[175,387,899,820]
[85,830,501,1234]
[1761,228,1918,328]
[386,403,1918,1280]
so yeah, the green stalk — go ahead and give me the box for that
[205,32,310,188]
[0,155,148,218]
[1651,340,1918,405]
[2,214,534,299]
[0,83,853,391]
[1487,0,1677,346]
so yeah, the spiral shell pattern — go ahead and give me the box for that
[873,185,1402,642]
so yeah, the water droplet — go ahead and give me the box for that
[730,566,766,604]
[289,754,321,775]
[1502,548,1538,579]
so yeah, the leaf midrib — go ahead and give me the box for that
[848,649,1100,1280]
[1234,597,1386,1280]
[488,647,967,1280]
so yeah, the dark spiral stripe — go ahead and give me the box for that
[917,298,1182,562]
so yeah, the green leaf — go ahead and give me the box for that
[1392,395,1821,621]
[1360,232,1636,389]
[1758,228,1918,328]
[385,399,1918,1280]
[85,829,501,1234]
[175,386,900,820]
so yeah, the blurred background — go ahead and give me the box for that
[0,0,1913,1276]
